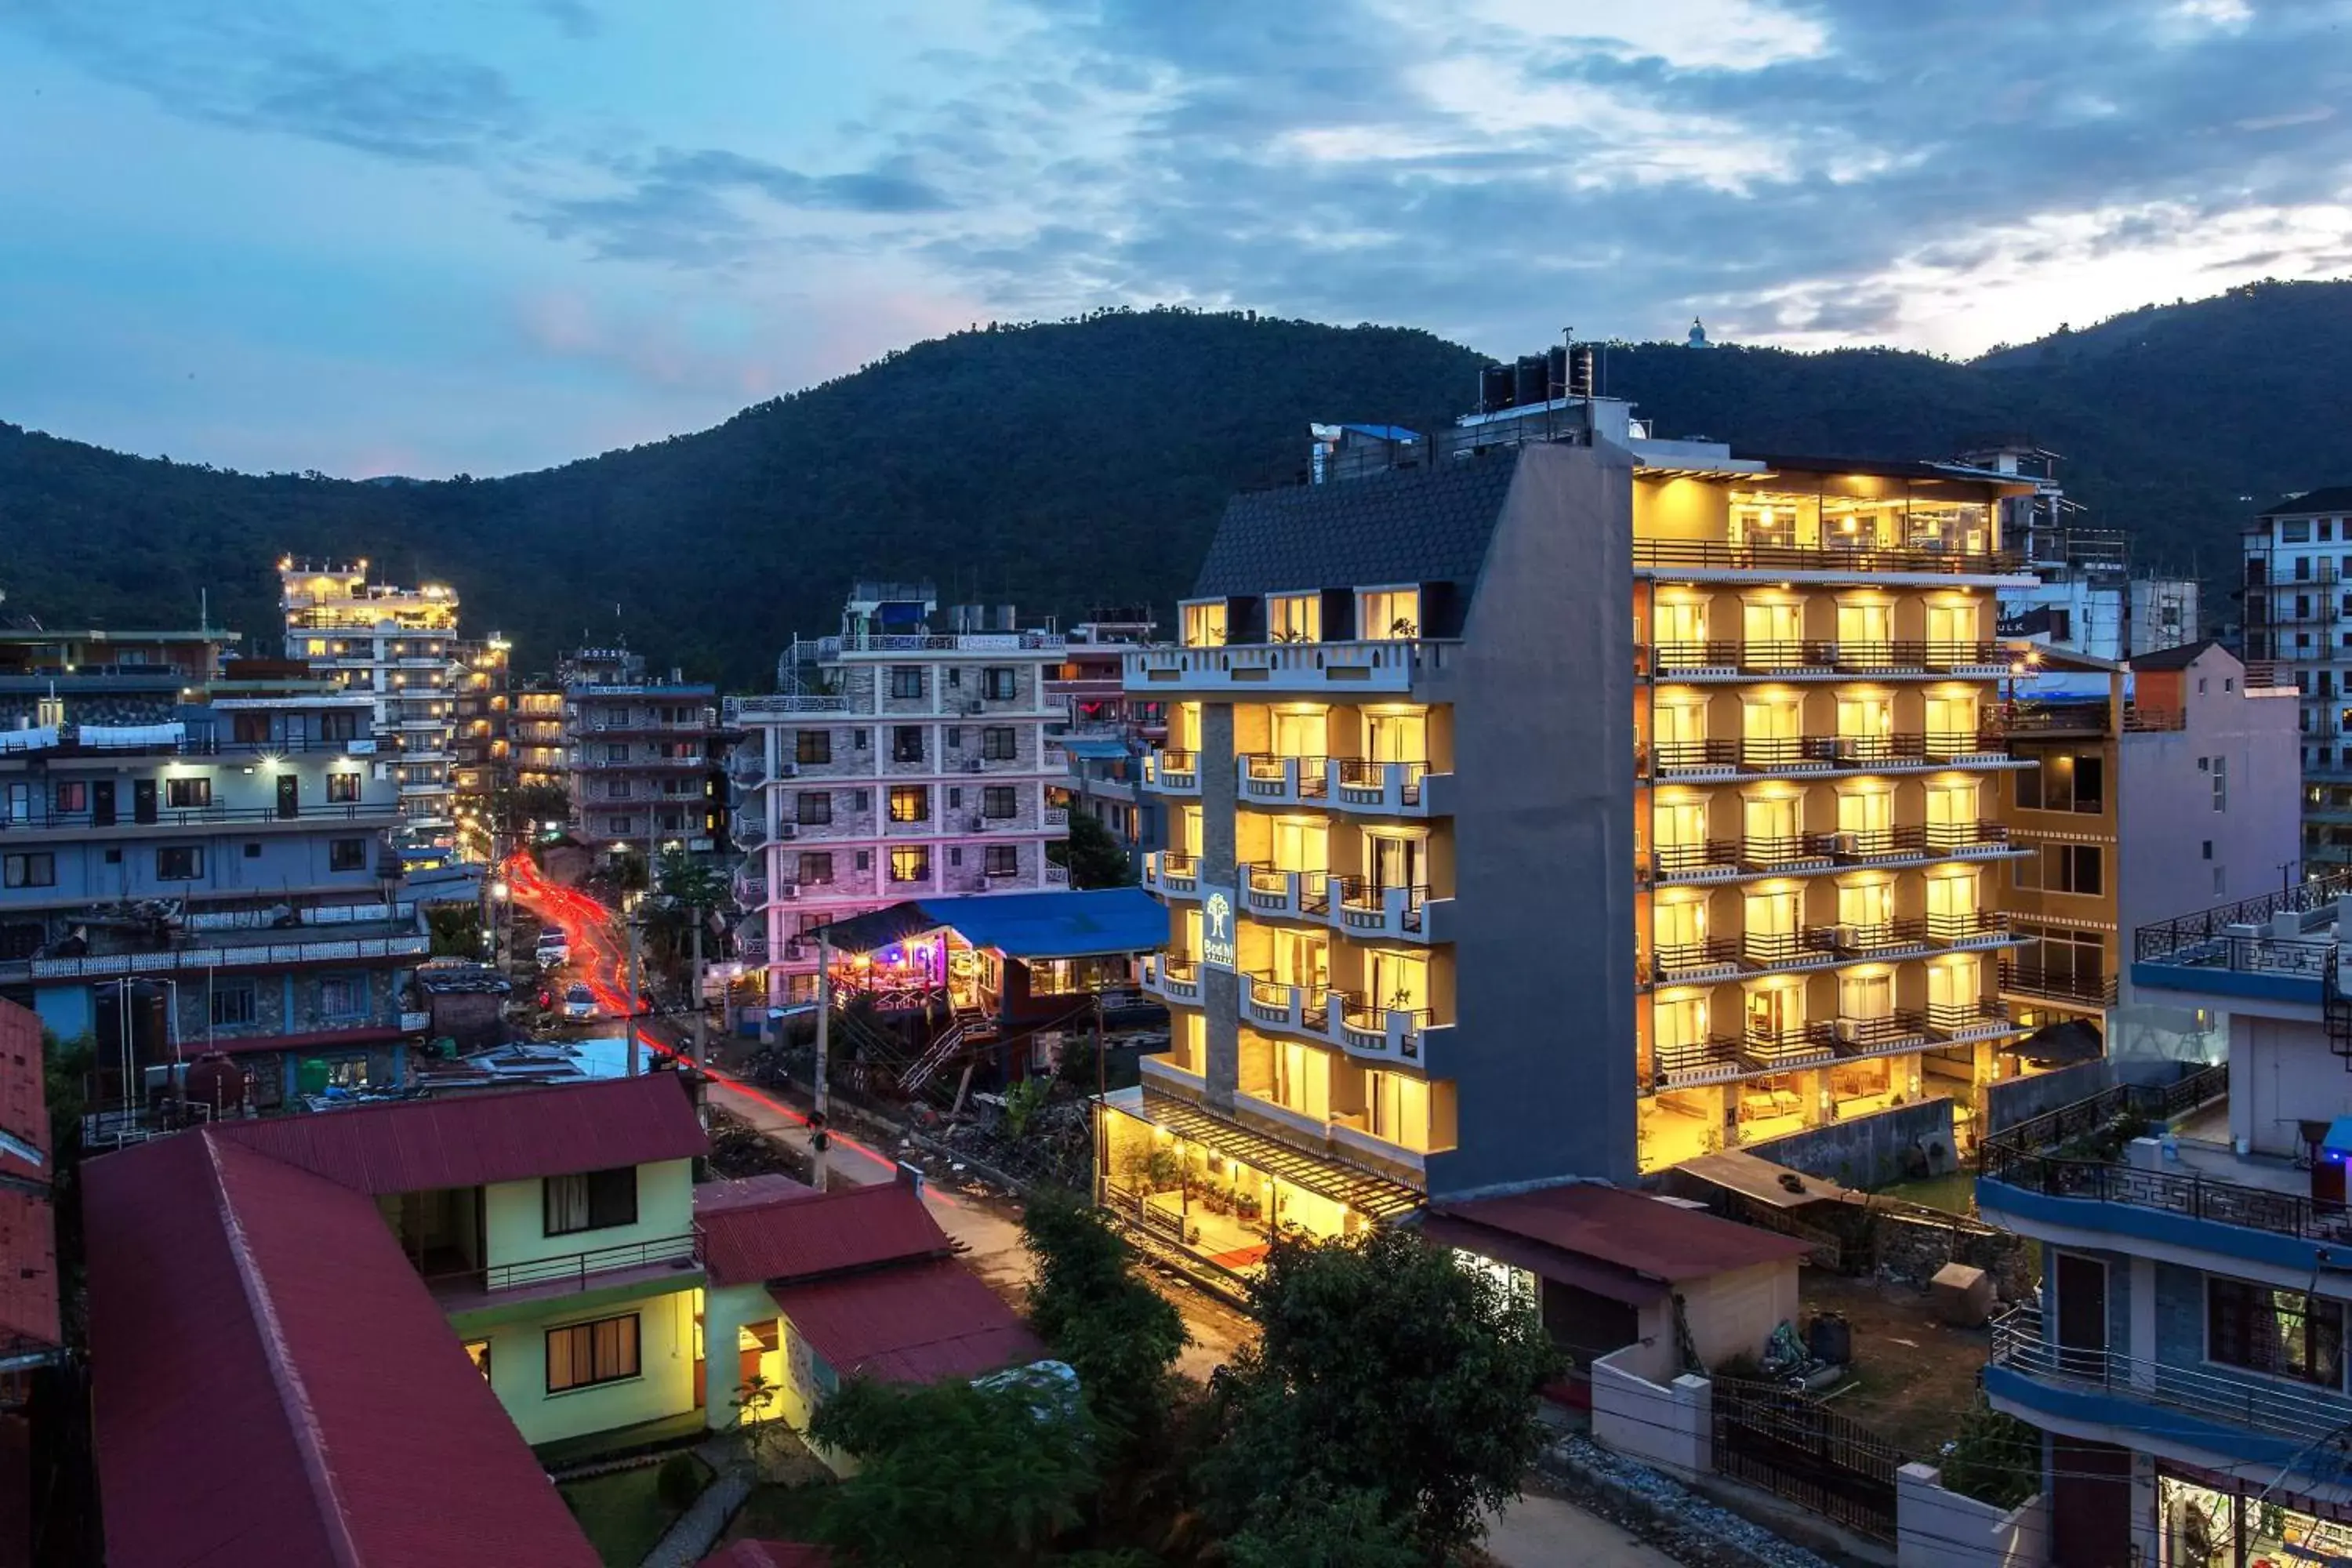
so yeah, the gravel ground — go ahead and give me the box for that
[1539,1434,1836,1568]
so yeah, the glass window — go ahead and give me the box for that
[2213,755,2228,812]
[890,846,931,884]
[983,667,1017,700]
[982,727,1018,760]
[544,1167,638,1236]
[157,846,204,880]
[1359,587,1421,641]
[329,838,368,872]
[796,730,832,765]
[797,793,833,826]
[53,782,86,813]
[165,777,212,808]
[326,772,361,803]
[888,786,928,822]
[463,1340,492,1384]
[2209,1276,2341,1387]
[210,981,257,1026]
[890,666,924,699]
[985,844,1019,877]
[891,727,925,763]
[798,851,833,884]
[2,853,54,889]
[546,1313,641,1392]
[1268,593,1321,643]
[1181,601,1228,648]
[319,974,365,1019]
[982,786,1017,818]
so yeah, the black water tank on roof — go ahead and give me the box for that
[1514,354,1548,407]
[1479,365,1515,413]
[1570,343,1598,398]
[1547,345,1568,400]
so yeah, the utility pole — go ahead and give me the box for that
[625,917,641,1077]
[690,909,706,1065]
[813,933,833,1192]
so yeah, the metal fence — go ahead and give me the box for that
[1712,1375,1905,1543]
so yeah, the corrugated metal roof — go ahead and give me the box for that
[698,1179,949,1287]
[0,1000,56,1356]
[212,1072,706,1192]
[1415,1214,1666,1306]
[700,1541,832,1567]
[769,1256,1046,1385]
[85,1133,599,1567]
[814,888,1165,960]
[1432,1185,1812,1282]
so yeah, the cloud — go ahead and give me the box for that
[531,0,601,41]
[527,147,954,266]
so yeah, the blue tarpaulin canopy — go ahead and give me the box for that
[1058,736,1131,760]
[812,887,1165,960]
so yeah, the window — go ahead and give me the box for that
[1359,586,1421,640]
[891,727,925,763]
[53,781,85,813]
[888,786,929,822]
[157,846,204,881]
[797,730,832,765]
[2209,1276,2341,1387]
[948,668,962,688]
[797,792,833,826]
[985,844,1019,877]
[543,1167,638,1236]
[2016,843,2103,895]
[855,851,871,871]
[1267,592,1321,643]
[605,779,632,799]
[326,771,361,803]
[463,1340,492,1384]
[2285,521,2313,543]
[1181,601,1228,648]
[945,727,960,749]
[2,852,53,890]
[949,845,963,866]
[243,842,262,858]
[890,666,924,699]
[799,851,834,885]
[604,815,632,836]
[605,743,627,763]
[2202,840,2214,860]
[2213,754,2229,812]
[2328,521,2339,543]
[889,846,931,883]
[2016,752,2103,813]
[982,727,1017,760]
[319,974,365,1019]
[852,728,869,750]
[329,838,368,873]
[546,1313,641,1393]
[982,785,1017,818]
[983,667,1017,700]
[210,981,257,1026]
[321,710,358,741]
[165,777,212,808]
[851,789,869,811]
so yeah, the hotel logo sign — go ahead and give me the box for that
[1201,888,1239,973]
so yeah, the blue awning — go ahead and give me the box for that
[1058,737,1131,760]
[813,887,1165,960]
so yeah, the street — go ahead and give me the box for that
[508,861,1672,1566]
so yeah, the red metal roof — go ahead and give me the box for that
[768,1256,1046,1385]
[85,1131,599,1566]
[1432,1184,1813,1283]
[0,1000,56,1356]
[213,1072,706,1192]
[192,1024,408,1059]
[699,1542,832,1568]
[693,1173,814,1214]
[699,1178,950,1288]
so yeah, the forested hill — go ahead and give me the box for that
[5,281,2350,685]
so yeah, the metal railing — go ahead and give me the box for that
[1990,1306,2352,1449]
[2135,870,2352,967]
[426,1232,700,1297]
[1808,918,1929,954]
[1651,1034,1746,1083]
[0,799,398,832]
[1809,1011,1929,1051]
[1647,839,1742,877]
[1633,537,2024,576]
[1926,997,2012,1036]
[1744,1024,1831,1066]
[1926,909,2009,942]
[1741,833,1835,869]
[1998,960,2117,1006]
[1650,936,1740,977]
[15,933,429,981]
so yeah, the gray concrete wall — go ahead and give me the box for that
[1747,1098,1958,1189]
[2118,646,2301,937]
[1196,702,1240,1110]
[1984,1058,2114,1133]
[1428,440,1638,1195]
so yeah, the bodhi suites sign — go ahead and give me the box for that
[1201,888,1238,973]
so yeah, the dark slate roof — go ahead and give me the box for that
[1192,447,1523,599]
[2260,487,2352,519]
[2128,638,2226,671]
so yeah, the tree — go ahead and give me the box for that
[1021,1190,1187,1450]
[1201,1226,1562,1561]
[1056,811,1137,890]
[808,1374,1096,1568]
[1225,1483,1425,1568]
[425,904,483,957]
[488,780,571,837]
[1937,1394,2040,1510]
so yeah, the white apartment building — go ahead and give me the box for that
[278,560,462,855]
[726,584,1072,1001]
[2241,487,2352,871]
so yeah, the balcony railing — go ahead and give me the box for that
[1649,936,1740,980]
[1332,757,1428,807]
[1340,997,1432,1062]
[2134,869,2352,969]
[1145,750,1199,791]
[1927,909,2010,945]
[1242,863,1327,920]
[1742,1024,1832,1069]
[0,799,399,833]
[1998,960,2117,1007]
[425,1232,700,1298]
[1740,833,1835,870]
[1926,997,2013,1037]
[1144,850,1200,895]
[12,931,430,982]
[1740,930,1820,969]
[1809,1011,1929,1053]
[1146,954,1202,1002]
[1632,538,2025,577]
[1239,753,1329,803]
[1644,739,1740,775]
[1991,1306,2352,1450]
[1651,1033,1748,1086]
[1808,917,1929,956]
[1646,839,1743,880]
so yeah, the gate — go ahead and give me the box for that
[1711,1376,1904,1544]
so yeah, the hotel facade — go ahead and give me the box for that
[1104,398,2057,1269]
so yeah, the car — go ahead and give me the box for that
[562,983,597,1021]
[536,931,570,968]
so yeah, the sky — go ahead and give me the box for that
[5,0,2351,478]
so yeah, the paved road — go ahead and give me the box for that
[1484,1485,1682,1568]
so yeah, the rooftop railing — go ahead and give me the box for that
[1632,538,2025,577]
[2133,870,2352,969]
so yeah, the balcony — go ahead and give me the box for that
[1126,638,1460,696]
[1238,753,1329,806]
[732,870,767,908]
[1650,1034,1749,1089]
[1741,1023,1835,1071]
[1987,1306,2352,1458]
[1997,960,2116,1007]
[1044,863,1070,887]
[1807,918,1932,960]
[724,694,851,720]
[1643,739,1741,779]
[1927,909,2012,949]
[726,750,768,786]
[1143,851,1200,897]
[1646,838,1744,884]
[1242,863,1329,920]
[1631,537,2027,583]
[1142,953,1203,1004]
[1143,750,1200,794]
[1044,806,1069,830]
[0,798,403,836]
[1739,929,1828,972]
[1331,877,1450,944]
[1646,936,1741,985]
[425,1232,702,1315]
[7,930,431,984]
[1337,995,1437,1065]
[1328,758,1450,817]
[1245,975,1316,1033]
[739,934,768,964]
[2132,871,2352,1002]
[1816,1010,1931,1058]
[1925,997,2015,1040]
[1739,833,1837,873]
[1638,640,2005,681]
[731,811,768,848]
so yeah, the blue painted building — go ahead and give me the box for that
[1977,872,2352,1566]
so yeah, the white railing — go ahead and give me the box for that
[724,694,851,718]
[20,933,430,979]
[815,631,1059,655]
[1126,638,1459,693]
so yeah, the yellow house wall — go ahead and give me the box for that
[474,1283,702,1447]
[482,1157,696,1271]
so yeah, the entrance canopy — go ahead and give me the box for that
[812,888,1164,961]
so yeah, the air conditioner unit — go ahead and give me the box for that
[1833,1018,1861,1045]
[969,815,986,833]
[965,699,985,716]
[1829,737,1861,761]
[779,885,800,901]
[776,823,798,840]
[1830,831,1859,855]
[775,760,798,778]
[965,758,985,773]
[1833,923,1860,949]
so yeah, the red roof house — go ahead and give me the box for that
[0,998,57,1568]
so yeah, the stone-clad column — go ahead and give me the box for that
[1198,701,1241,1110]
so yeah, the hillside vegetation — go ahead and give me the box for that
[5,282,2349,683]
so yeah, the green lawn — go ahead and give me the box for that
[560,1457,712,1568]
[720,1481,837,1549]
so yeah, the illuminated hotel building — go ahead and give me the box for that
[278,560,463,854]
[1104,388,2051,1266]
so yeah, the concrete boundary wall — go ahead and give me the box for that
[1590,1344,1711,1479]
[1896,1463,2046,1568]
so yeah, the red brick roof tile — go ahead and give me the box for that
[768,1257,1045,1385]
[698,1179,949,1288]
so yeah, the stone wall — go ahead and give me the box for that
[1984,1058,2112,1133]
[1871,1209,2036,1301]
[1748,1098,1957,1189]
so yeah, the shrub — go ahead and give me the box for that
[656,1451,706,1513]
